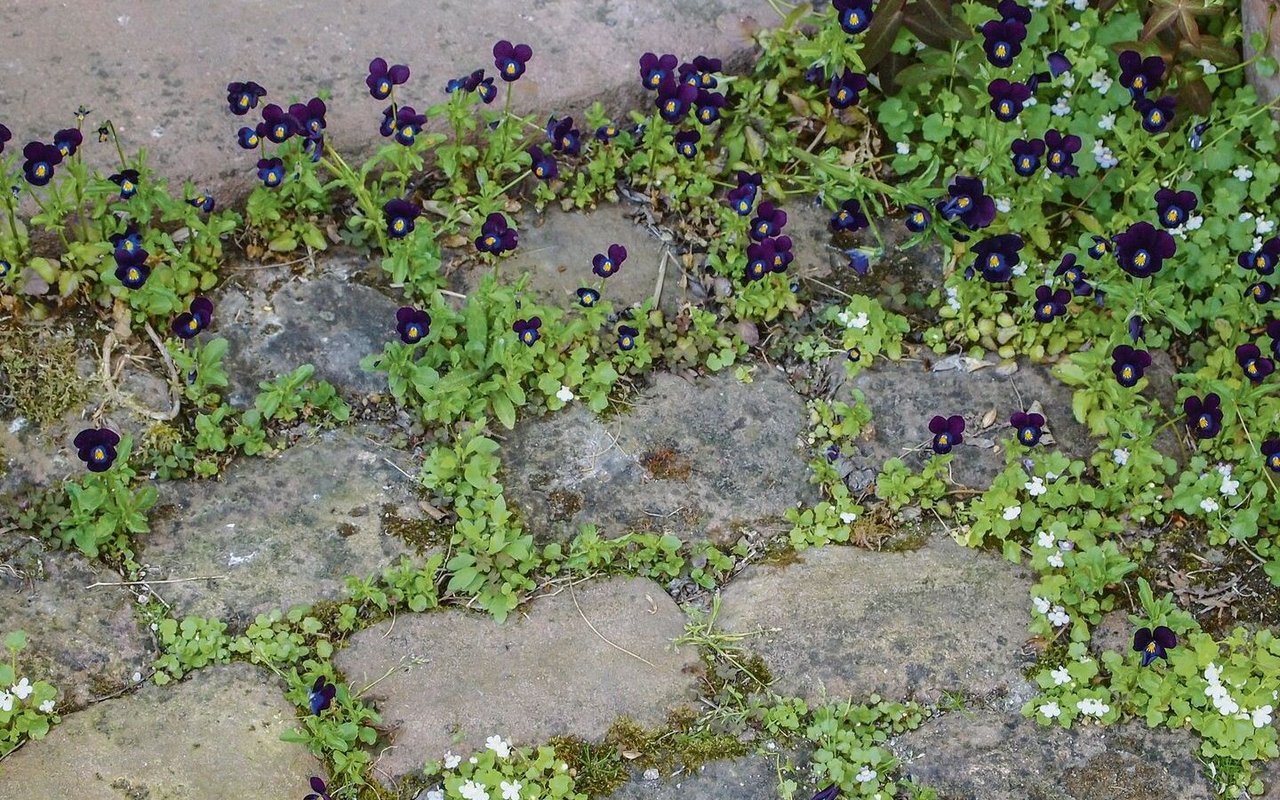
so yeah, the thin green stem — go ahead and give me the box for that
[27,190,71,250]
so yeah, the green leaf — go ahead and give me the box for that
[267,234,298,252]
[492,393,516,429]
[4,630,27,652]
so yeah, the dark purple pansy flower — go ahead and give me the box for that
[674,129,700,159]
[1189,120,1209,151]
[261,104,299,144]
[689,55,722,86]
[226,80,267,115]
[1010,411,1045,447]
[1269,320,1280,359]
[172,296,214,339]
[0,123,12,154]
[393,106,427,146]
[1240,238,1280,275]
[384,198,421,239]
[513,316,542,346]
[1118,51,1165,98]
[1088,235,1112,260]
[1136,95,1176,134]
[1011,137,1045,177]
[304,776,333,800]
[727,185,756,216]
[769,235,795,273]
[1043,130,1081,177]
[1132,626,1177,666]
[379,105,397,138]
[111,227,150,288]
[1128,314,1144,342]
[847,249,870,275]
[1047,51,1072,78]
[396,306,431,344]
[640,52,679,90]
[593,244,627,278]
[236,126,261,149]
[595,121,621,142]
[1154,188,1197,229]
[367,57,410,99]
[1184,393,1223,439]
[997,0,1032,23]
[22,142,63,186]
[618,325,639,351]
[656,78,698,123]
[1263,438,1280,473]
[981,19,1027,68]
[928,415,965,454]
[577,287,600,307]
[1237,344,1275,383]
[74,428,121,472]
[257,157,285,188]
[494,40,533,82]
[109,169,141,200]
[694,90,727,125]
[1115,221,1175,278]
[904,204,931,232]
[546,116,582,156]
[476,213,518,255]
[831,198,869,233]
[1033,285,1071,322]
[53,128,82,158]
[737,171,763,191]
[988,79,1031,122]
[811,786,840,800]
[745,239,777,282]
[476,74,498,103]
[1251,282,1275,303]
[938,176,996,230]
[970,233,1023,283]
[751,202,788,241]
[804,64,827,85]
[832,0,874,34]
[308,676,336,716]
[828,70,869,109]
[528,145,558,181]
[289,98,328,139]
[188,192,215,213]
[1112,345,1151,387]
[1054,253,1092,295]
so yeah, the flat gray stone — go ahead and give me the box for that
[837,356,1093,490]
[142,427,419,624]
[0,663,319,800]
[1245,0,1280,110]
[216,267,399,406]
[0,543,151,709]
[893,710,1213,800]
[503,369,816,543]
[334,576,701,783]
[610,754,783,800]
[716,538,1032,703]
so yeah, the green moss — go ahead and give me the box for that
[0,324,88,426]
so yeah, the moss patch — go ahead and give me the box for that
[0,323,88,426]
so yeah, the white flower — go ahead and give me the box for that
[1039,701,1062,718]
[1252,705,1273,728]
[1069,20,1082,31]
[856,767,877,784]
[1026,477,1047,497]
[470,756,479,764]
[850,312,870,330]
[1051,666,1072,686]
[1113,448,1130,466]
[1097,112,1116,131]
[1197,58,1218,75]
[460,780,490,800]
[1067,0,1087,10]
[1058,539,1074,551]
[1089,71,1113,95]
[1037,530,1056,548]
[486,735,511,759]
[1094,145,1118,169]
[1205,662,1222,685]
[1220,475,1239,497]
[1003,505,1021,521]
[1029,0,1048,7]
[1061,71,1075,88]
[1033,596,1051,614]
[945,286,961,312]
[1048,606,1070,627]
[1076,698,1110,717]
[840,511,858,524]
[38,699,55,714]
[1185,214,1203,232]
[1200,497,1220,514]
[1011,261,1027,277]
[501,781,523,800]
[1258,217,1276,236]
[896,141,911,155]
[1255,236,1266,253]
[995,197,1012,213]
[1047,553,1065,568]
[0,691,12,713]
[1024,96,1038,107]
[444,752,462,770]
[11,678,32,700]
[556,385,574,403]
[1234,166,1254,182]
[1051,96,1072,117]
[1240,212,1255,222]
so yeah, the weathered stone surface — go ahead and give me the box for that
[0,663,319,800]
[216,266,400,406]
[1262,754,1280,799]
[0,1,771,201]
[143,427,419,624]
[836,356,1092,490]
[893,710,1214,800]
[1245,0,1280,110]
[503,369,816,543]
[0,543,151,709]
[609,753,784,800]
[716,538,1033,703]
[334,576,701,782]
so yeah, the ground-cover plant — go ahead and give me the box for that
[0,631,59,758]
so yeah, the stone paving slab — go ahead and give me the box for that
[892,710,1214,800]
[142,427,421,624]
[0,663,319,800]
[0,542,151,709]
[0,1,771,201]
[609,752,785,800]
[502,369,816,544]
[716,538,1033,704]
[334,576,701,783]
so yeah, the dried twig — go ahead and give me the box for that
[84,575,226,589]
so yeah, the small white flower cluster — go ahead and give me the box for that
[995,197,1012,214]
[1097,112,1116,131]
[1197,58,1218,75]
[1204,663,1241,716]
[556,385,575,403]
[1038,700,1062,719]
[486,735,512,759]
[1076,697,1110,718]
[1089,71,1113,95]
[855,767,878,784]
[1234,165,1254,182]
[1025,476,1047,497]
[1037,530,1056,548]
[1092,138,1118,169]
[1051,666,1073,686]
[1034,596,1071,627]
[460,781,490,800]
[1258,217,1276,236]
[945,286,961,312]
[896,141,911,156]
[840,510,858,524]
[1113,447,1130,466]
[836,311,870,330]
[0,677,52,714]
[1003,505,1022,521]
[1172,214,1204,239]
[1066,0,1088,10]
[1051,94,1072,117]
[1200,497,1220,514]
[1218,464,1239,497]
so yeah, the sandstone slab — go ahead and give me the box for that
[609,753,784,800]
